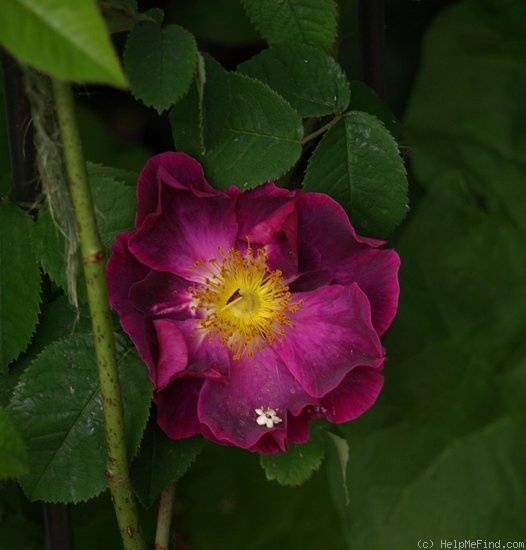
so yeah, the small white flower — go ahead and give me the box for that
[255,407,282,429]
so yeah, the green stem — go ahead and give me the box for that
[300,113,342,145]
[154,484,176,550]
[51,79,145,550]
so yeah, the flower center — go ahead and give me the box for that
[190,246,301,359]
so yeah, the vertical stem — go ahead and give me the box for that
[359,0,385,97]
[51,78,145,550]
[154,484,176,550]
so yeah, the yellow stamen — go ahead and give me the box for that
[190,245,302,359]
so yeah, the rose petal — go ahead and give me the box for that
[236,183,300,278]
[274,284,384,398]
[289,269,332,293]
[332,249,400,335]
[297,192,385,266]
[236,183,297,246]
[198,348,316,451]
[129,188,238,279]
[106,232,150,318]
[174,319,230,380]
[153,319,189,390]
[320,366,384,422]
[129,269,194,318]
[136,152,213,227]
[108,154,400,453]
[286,410,314,444]
[155,378,203,440]
[264,231,299,281]
[106,233,158,374]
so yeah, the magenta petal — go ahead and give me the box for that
[107,152,400,451]
[286,410,313,444]
[274,284,384,398]
[155,378,203,439]
[129,269,193,318]
[129,188,238,279]
[153,319,188,390]
[236,183,300,278]
[174,320,230,380]
[289,269,332,293]
[106,232,150,318]
[332,249,401,335]
[263,231,299,280]
[106,233,159,374]
[135,152,213,227]
[249,432,287,454]
[197,348,316,451]
[297,192,385,265]
[236,183,297,245]
[320,367,384,422]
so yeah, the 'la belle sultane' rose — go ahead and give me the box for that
[107,152,400,453]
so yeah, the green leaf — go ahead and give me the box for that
[34,173,136,301]
[340,418,526,549]
[99,0,147,34]
[238,43,350,118]
[170,53,206,158]
[0,202,41,370]
[1,297,91,408]
[0,84,10,194]
[8,333,152,503]
[242,0,338,52]
[131,423,203,508]
[349,80,405,143]
[197,56,303,188]
[170,79,204,158]
[404,0,526,231]
[0,0,126,86]
[143,7,164,25]
[178,444,345,549]
[86,162,138,187]
[325,431,350,506]
[303,111,408,237]
[204,74,303,187]
[91,174,136,248]
[383,418,526,543]
[124,20,197,113]
[378,173,526,430]
[25,297,91,360]
[0,405,28,479]
[260,431,325,486]
[498,355,526,418]
[33,206,81,300]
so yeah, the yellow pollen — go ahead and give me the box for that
[189,245,302,359]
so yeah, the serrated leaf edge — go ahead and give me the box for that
[259,435,326,487]
[9,334,106,503]
[1,206,42,369]
[241,0,339,52]
[133,435,204,509]
[123,21,198,113]
[237,42,351,117]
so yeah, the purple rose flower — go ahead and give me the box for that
[107,152,400,454]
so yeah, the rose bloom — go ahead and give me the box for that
[107,153,400,454]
